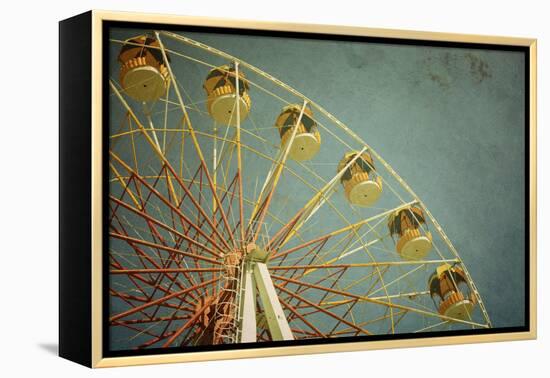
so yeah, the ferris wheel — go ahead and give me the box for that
[107,30,492,350]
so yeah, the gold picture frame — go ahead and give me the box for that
[59,10,537,368]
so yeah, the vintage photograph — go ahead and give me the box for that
[106,23,528,354]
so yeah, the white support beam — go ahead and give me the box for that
[253,262,293,341]
[239,263,257,343]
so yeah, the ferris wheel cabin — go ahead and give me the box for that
[338,151,383,206]
[275,104,321,161]
[388,205,433,260]
[428,264,477,321]
[118,35,170,102]
[203,64,251,126]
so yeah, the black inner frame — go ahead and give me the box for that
[102,20,531,358]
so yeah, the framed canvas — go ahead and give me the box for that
[59,10,537,368]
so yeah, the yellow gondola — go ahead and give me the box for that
[388,205,433,260]
[428,264,477,320]
[118,35,170,102]
[203,64,251,125]
[274,104,321,161]
[338,151,383,206]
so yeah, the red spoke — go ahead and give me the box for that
[110,267,222,274]
[266,209,304,254]
[110,232,222,266]
[111,151,233,252]
[110,195,223,258]
[110,277,219,322]
[113,315,192,326]
[109,222,201,302]
[163,296,217,347]
[136,330,179,349]
[278,298,326,338]
[274,283,371,336]
[110,290,194,312]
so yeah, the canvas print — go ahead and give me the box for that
[106,24,527,354]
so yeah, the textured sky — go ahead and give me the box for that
[109,25,526,338]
